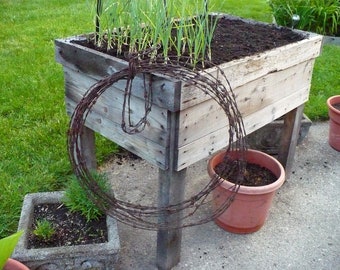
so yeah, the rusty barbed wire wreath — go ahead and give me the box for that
[68,55,247,230]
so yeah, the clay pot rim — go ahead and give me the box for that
[327,95,340,113]
[208,149,285,195]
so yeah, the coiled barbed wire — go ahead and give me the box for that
[67,54,247,230]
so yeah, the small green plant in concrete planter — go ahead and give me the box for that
[0,230,29,270]
[12,173,120,270]
[32,219,55,242]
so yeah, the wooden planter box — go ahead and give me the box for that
[12,192,120,270]
[55,15,322,172]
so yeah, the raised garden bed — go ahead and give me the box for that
[55,14,323,171]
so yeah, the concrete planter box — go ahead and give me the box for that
[12,192,120,270]
[246,114,312,154]
[55,14,322,171]
[322,35,340,46]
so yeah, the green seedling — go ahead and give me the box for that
[33,219,55,241]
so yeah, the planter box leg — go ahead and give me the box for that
[278,104,304,178]
[80,126,97,170]
[156,168,186,270]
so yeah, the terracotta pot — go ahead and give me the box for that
[4,259,29,270]
[208,149,285,234]
[327,95,340,151]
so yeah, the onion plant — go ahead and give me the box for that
[93,0,218,67]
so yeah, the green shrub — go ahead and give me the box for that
[62,172,111,222]
[268,0,340,35]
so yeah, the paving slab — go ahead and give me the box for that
[102,121,340,270]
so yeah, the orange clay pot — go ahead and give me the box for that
[327,95,340,151]
[208,149,285,234]
[4,259,29,270]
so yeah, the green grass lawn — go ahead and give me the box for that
[0,0,117,237]
[0,0,338,238]
[307,44,340,120]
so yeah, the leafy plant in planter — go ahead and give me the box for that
[12,172,120,270]
[32,219,55,241]
[93,0,216,67]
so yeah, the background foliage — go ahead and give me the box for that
[269,0,340,36]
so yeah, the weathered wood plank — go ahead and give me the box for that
[175,85,310,170]
[80,126,97,170]
[156,167,186,270]
[156,110,185,270]
[177,60,314,147]
[179,33,322,109]
[66,98,168,169]
[55,39,182,111]
[63,67,169,147]
[278,105,305,177]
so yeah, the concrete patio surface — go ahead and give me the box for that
[103,121,339,270]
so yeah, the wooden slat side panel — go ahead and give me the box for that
[56,32,322,112]
[179,34,322,109]
[55,37,128,77]
[55,40,181,111]
[63,67,169,147]
[178,60,314,146]
[175,85,311,170]
[66,98,168,169]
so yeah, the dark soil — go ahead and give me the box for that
[209,17,304,63]
[28,203,108,249]
[332,103,340,111]
[215,162,277,186]
[76,16,304,66]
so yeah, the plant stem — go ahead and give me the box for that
[95,0,103,44]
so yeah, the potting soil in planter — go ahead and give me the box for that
[28,203,108,249]
[214,161,277,186]
[333,103,340,111]
[75,17,304,65]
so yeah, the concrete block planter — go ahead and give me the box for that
[12,192,120,270]
[322,35,340,46]
[246,114,312,154]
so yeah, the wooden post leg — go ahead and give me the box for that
[278,104,305,178]
[156,168,186,270]
[80,126,97,170]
